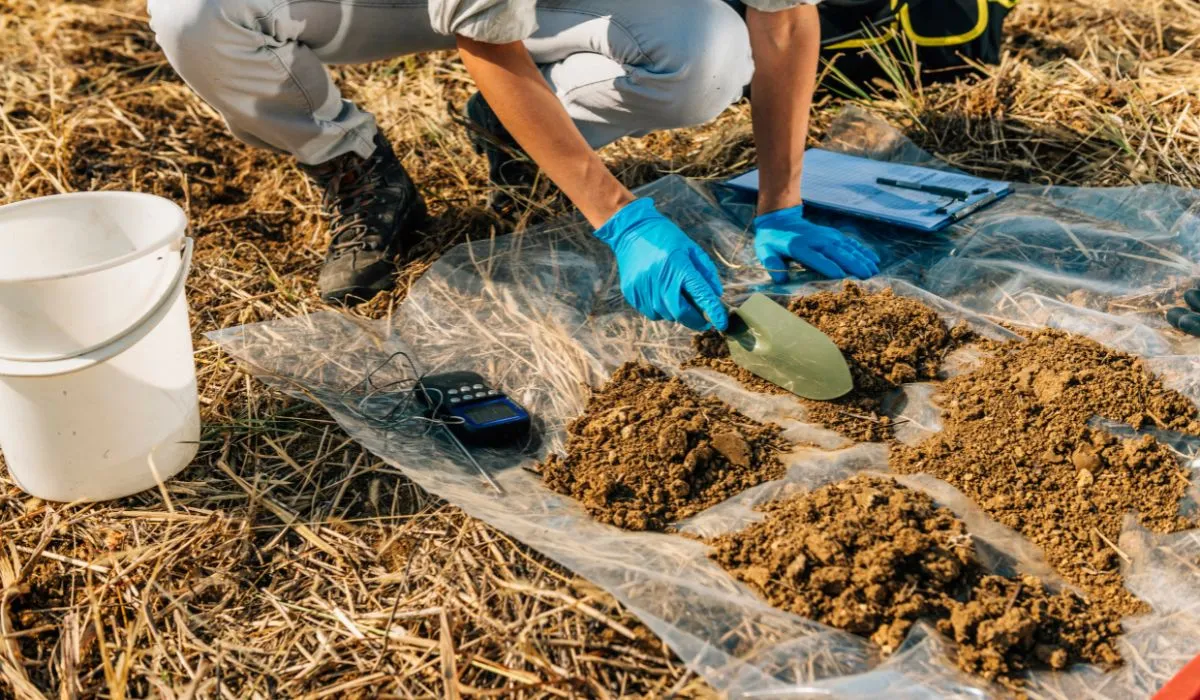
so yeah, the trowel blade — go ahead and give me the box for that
[725,293,853,401]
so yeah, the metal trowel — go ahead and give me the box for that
[723,293,853,401]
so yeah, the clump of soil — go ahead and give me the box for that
[540,362,789,531]
[892,328,1200,617]
[945,574,1120,682]
[789,283,972,394]
[689,283,972,442]
[709,476,1123,688]
[709,476,976,653]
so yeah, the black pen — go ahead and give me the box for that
[876,177,974,201]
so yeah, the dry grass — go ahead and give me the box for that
[1,0,1199,696]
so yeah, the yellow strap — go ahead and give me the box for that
[899,0,988,47]
[826,24,897,50]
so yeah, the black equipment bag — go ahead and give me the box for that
[818,0,1017,85]
[725,0,1017,86]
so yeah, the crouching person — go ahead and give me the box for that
[147,0,879,328]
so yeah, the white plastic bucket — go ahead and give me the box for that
[0,193,200,502]
[0,192,186,362]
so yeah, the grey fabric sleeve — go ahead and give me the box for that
[429,0,539,43]
[741,0,821,10]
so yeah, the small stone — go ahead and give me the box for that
[784,554,808,579]
[1040,447,1064,464]
[855,488,881,509]
[1035,644,1069,669]
[1076,468,1094,489]
[741,565,771,588]
[683,445,715,473]
[711,430,752,468]
[656,425,689,461]
[1071,446,1102,473]
[668,479,690,498]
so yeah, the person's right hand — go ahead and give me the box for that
[594,198,729,332]
[1167,286,1200,336]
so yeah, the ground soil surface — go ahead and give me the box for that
[709,475,1123,688]
[540,362,789,531]
[690,283,972,441]
[891,328,1200,617]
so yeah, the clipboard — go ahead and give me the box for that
[725,149,1012,232]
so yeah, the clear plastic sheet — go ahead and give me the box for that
[209,109,1200,698]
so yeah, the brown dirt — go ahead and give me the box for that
[943,574,1121,684]
[708,475,1123,689]
[892,329,1200,617]
[539,362,790,531]
[689,283,973,442]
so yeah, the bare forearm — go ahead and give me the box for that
[746,5,821,214]
[456,37,634,227]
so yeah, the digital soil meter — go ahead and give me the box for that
[416,371,532,447]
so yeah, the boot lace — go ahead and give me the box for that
[319,155,386,254]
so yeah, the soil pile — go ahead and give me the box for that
[689,283,971,441]
[708,475,1122,687]
[540,362,789,531]
[788,283,971,394]
[946,574,1121,682]
[892,329,1200,616]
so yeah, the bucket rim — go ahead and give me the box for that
[0,238,193,378]
[0,191,187,285]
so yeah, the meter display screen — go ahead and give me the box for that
[462,401,520,425]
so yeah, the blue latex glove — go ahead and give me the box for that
[1167,286,1200,337]
[754,205,881,284]
[595,198,728,332]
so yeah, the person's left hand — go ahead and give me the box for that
[754,204,880,284]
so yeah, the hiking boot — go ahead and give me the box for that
[301,132,426,304]
[464,92,541,212]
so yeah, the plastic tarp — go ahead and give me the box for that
[209,109,1200,698]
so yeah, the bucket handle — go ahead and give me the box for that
[0,238,194,364]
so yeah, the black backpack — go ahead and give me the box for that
[726,0,1016,87]
[818,0,1017,86]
